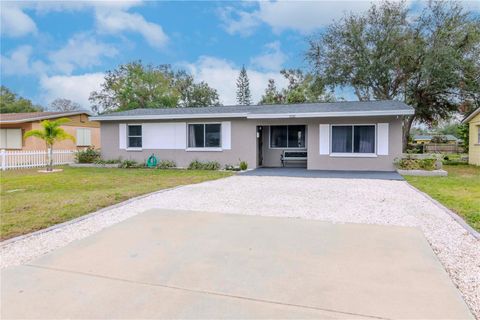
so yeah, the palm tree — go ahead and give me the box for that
[24,118,75,171]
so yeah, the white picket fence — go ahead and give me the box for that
[0,149,76,170]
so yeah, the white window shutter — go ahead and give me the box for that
[377,123,389,155]
[119,124,126,149]
[221,121,231,150]
[7,129,22,149]
[319,124,330,155]
[174,123,187,149]
[84,129,91,146]
[76,129,83,146]
[0,129,7,148]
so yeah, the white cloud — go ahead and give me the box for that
[0,3,37,37]
[220,1,372,35]
[39,73,105,108]
[49,33,118,74]
[95,9,168,49]
[183,56,289,105]
[218,6,260,36]
[250,41,287,71]
[0,45,47,76]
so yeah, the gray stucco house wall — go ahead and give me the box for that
[91,101,413,171]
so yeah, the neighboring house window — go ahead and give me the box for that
[270,125,306,148]
[127,125,142,148]
[331,125,376,154]
[188,123,221,148]
[0,128,22,149]
[477,126,480,144]
[76,128,92,146]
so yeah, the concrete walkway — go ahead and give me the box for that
[1,209,472,319]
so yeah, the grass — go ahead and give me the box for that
[0,167,233,240]
[404,165,480,231]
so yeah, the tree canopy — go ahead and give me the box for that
[89,61,220,114]
[49,98,82,112]
[259,69,335,105]
[0,86,43,113]
[306,0,480,147]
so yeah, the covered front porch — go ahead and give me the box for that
[256,124,308,168]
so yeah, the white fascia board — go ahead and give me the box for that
[90,113,248,121]
[462,108,480,123]
[246,109,415,119]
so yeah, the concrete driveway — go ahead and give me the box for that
[2,209,472,319]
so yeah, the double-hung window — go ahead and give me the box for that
[127,125,142,148]
[188,123,221,148]
[270,125,306,148]
[331,125,376,154]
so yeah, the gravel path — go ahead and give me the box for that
[1,175,479,317]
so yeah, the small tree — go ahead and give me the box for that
[236,65,252,105]
[24,118,75,171]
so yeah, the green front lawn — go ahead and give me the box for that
[0,167,232,240]
[404,165,480,231]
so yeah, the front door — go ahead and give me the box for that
[257,126,263,166]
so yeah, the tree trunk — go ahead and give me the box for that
[402,115,415,152]
[48,145,53,171]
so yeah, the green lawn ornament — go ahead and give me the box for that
[146,154,158,168]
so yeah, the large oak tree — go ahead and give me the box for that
[306,1,480,149]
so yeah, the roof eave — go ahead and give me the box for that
[0,111,92,124]
[462,108,480,124]
[90,109,415,121]
[89,112,249,121]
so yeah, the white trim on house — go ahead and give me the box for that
[319,124,330,155]
[186,148,223,152]
[377,123,389,155]
[462,107,480,123]
[91,109,414,121]
[92,113,248,121]
[247,109,414,119]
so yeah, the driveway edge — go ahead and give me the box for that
[404,182,480,240]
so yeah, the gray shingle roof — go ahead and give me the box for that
[91,100,413,120]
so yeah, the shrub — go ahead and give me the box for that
[119,159,138,168]
[239,161,248,171]
[157,160,176,169]
[94,159,121,165]
[188,160,220,170]
[394,156,436,171]
[75,147,100,163]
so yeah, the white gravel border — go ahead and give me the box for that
[1,175,479,318]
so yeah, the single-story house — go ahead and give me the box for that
[0,111,100,150]
[462,107,480,166]
[412,134,460,144]
[90,100,414,171]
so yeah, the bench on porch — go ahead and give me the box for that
[281,150,307,167]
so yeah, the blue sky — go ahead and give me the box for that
[1,1,479,109]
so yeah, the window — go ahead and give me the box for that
[332,125,375,154]
[188,123,221,148]
[0,128,22,149]
[76,128,92,146]
[270,125,306,148]
[477,126,480,144]
[127,125,142,148]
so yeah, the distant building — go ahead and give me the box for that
[0,111,100,150]
[462,107,480,166]
[412,134,460,145]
